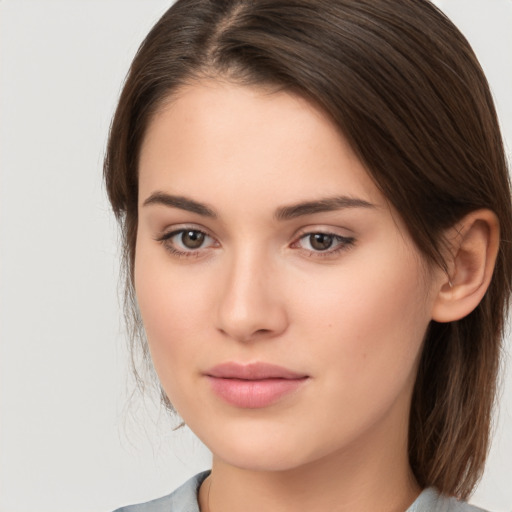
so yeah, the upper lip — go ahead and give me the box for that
[205,362,308,380]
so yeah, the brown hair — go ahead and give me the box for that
[104,0,512,499]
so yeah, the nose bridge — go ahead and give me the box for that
[215,241,287,342]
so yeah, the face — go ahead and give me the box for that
[135,80,442,472]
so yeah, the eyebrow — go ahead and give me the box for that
[274,196,375,220]
[143,192,217,218]
[142,191,375,220]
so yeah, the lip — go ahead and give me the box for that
[205,362,309,409]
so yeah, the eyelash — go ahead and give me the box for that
[156,228,217,259]
[156,228,355,260]
[292,232,355,258]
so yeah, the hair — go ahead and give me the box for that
[104,0,512,500]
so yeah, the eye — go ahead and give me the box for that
[176,229,207,249]
[156,228,217,257]
[294,231,355,256]
[304,233,336,251]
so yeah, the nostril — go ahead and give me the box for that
[255,329,271,335]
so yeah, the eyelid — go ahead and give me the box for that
[290,227,356,257]
[156,222,215,240]
[154,224,355,259]
[292,224,355,241]
[155,224,219,258]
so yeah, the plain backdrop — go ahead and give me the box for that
[0,1,511,511]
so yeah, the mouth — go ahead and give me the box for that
[204,362,309,409]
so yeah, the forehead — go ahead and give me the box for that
[138,80,385,210]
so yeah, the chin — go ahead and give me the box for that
[218,449,310,473]
[201,426,332,473]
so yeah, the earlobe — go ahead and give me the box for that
[431,209,499,323]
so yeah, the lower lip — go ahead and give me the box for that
[206,376,308,408]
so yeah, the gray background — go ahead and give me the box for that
[1,1,511,511]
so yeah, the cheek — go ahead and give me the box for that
[133,241,214,381]
[295,244,431,394]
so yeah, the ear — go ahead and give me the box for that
[431,209,499,323]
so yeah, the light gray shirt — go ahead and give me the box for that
[113,471,488,512]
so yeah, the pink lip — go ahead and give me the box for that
[205,362,309,409]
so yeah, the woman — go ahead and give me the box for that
[105,0,512,511]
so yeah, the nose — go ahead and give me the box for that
[215,247,288,343]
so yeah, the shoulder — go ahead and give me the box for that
[113,471,210,512]
[408,488,490,512]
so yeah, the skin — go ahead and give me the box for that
[135,80,453,512]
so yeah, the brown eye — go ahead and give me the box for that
[295,232,355,256]
[309,233,334,251]
[158,228,215,256]
[181,230,205,249]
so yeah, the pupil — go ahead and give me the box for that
[310,233,333,251]
[182,230,205,249]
